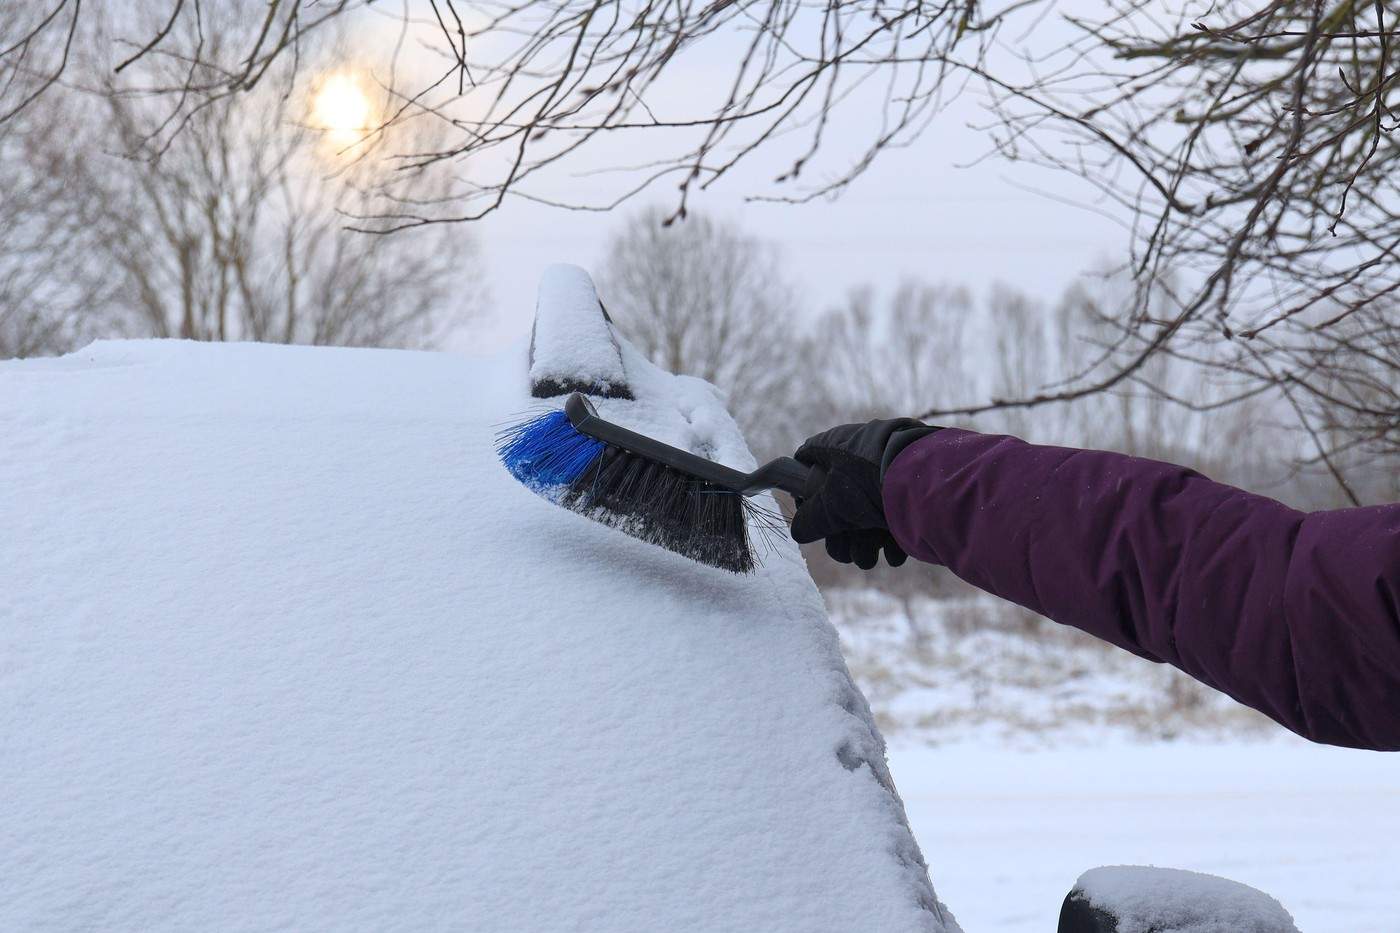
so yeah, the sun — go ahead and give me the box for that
[312,73,374,142]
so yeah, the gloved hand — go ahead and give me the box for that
[789,419,939,569]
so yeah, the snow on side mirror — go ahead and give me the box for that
[529,263,633,399]
[1057,866,1300,933]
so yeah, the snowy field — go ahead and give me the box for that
[830,589,1400,932]
[828,588,1275,744]
[886,731,1400,931]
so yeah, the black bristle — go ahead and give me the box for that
[559,444,757,573]
[497,405,775,573]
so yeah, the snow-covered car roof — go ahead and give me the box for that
[1,280,955,931]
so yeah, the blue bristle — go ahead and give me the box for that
[496,409,605,488]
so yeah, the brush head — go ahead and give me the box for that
[497,408,762,573]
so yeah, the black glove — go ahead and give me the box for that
[789,419,938,570]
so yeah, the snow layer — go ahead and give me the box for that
[0,339,955,932]
[529,263,630,396]
[1073,866,1298,933]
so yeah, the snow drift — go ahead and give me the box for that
[0,338,955,932]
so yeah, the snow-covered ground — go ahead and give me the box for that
[830,586,1400,931]
[1,339,951,932]
[889,740,1399,933]
[829,588,1275,745]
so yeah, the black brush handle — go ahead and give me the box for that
[564,393,813,498]
[742,456,813,498]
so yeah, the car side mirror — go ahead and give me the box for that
[1057,866,1300,933]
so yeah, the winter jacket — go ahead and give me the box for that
[882,429,1400,752]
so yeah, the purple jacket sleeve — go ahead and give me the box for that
[882,429,1400,751]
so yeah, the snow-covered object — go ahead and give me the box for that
[529,263,631,398]
[1071,866,1299,933]
[0,338,956,933]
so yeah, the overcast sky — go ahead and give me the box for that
[454,94,1133,350]
[346,5,1133,351]
[460,122,1129,351]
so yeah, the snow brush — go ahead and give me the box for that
[497,393,813,573]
